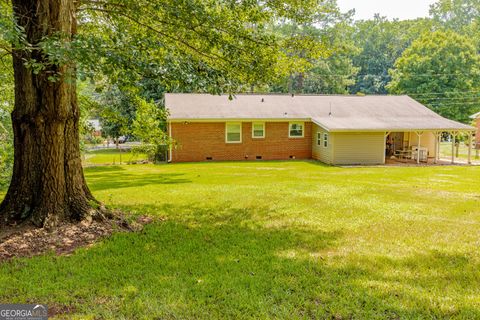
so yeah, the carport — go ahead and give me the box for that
[311,97,475,165]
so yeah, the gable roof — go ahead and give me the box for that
[165,93,474,132]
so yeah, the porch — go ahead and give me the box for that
[384,130,476,165]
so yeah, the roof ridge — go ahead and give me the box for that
[165,92,410,97]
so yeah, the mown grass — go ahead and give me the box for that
[1,161,480,319]
[440,142,478,160]
[82,148,148,166]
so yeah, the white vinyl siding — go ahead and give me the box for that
[289,122,304,138]
[225,122,242,143]
[312,125,332,164]
[252,122,265,138]
[332,132,384,165]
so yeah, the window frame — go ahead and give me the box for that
[317,132,322,146]
[225,122,242,143]
[323,132,329,148]
[251,122,265,139]
[288,122,304,138]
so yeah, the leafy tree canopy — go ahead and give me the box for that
[267,2,358,94]
[430,0,480,31]
[388,30,480,123]
[350,15,434,94]
[131,98,169,162]
[430,0,480,49]
[1,0,334,95]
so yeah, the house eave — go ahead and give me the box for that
[168,118,312,123]
[325,128,476,133]
[168,118,475,133]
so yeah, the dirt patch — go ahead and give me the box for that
[0,215,154,261]
[47,303,78,318]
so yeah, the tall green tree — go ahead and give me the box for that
[388,30,480,123]
[97,85,137,146]
[0,0,330,228]
[429,0,480,48]
[268,2,358,94]
[350,16,433,94]
[131,98,169,163]
[430,0,480,31]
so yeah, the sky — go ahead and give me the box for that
[337,0,436,21]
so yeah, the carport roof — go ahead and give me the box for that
[165,93,474,132]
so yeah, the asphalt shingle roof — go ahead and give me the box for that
[166,93,474,132]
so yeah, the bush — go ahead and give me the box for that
[131,144,168,163]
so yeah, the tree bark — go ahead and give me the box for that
[296,72,304,93]
[0,0,101,228]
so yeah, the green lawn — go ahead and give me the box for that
[1,161,480,319]
[83,148,148,166]
[440,142,478,160]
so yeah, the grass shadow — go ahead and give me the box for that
[1,202,479,318]
[85,166,127,173]
[85,168,191,192]
[2,162,480,318]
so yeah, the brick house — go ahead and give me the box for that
[166,94,475,164]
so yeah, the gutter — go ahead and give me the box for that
[168,117,311,123]
[310,119,475,133]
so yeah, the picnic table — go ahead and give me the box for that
[395,149,412,162]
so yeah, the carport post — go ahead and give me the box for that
[438,132,442,161]
[451,131,456,164]
[433,131,439,164]
[468,131,472,165]
[415,131,422,164]
[383,131,390,164]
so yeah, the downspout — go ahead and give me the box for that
[168,121,173,163]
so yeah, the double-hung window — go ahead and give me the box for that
[289,122,304,138]
[252,122,265,138]
[317,132,329,147]
[226,122,242,143]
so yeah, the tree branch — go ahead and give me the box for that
[79,6,230,65]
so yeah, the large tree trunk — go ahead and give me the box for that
[0,0,101,228]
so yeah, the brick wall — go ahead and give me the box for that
[170,121,312,162]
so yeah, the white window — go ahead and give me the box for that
[252,122,265,138]
[323,133,329,148]
[226,122,242,143]
[289,122,304,138]
[317,132,322,146]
